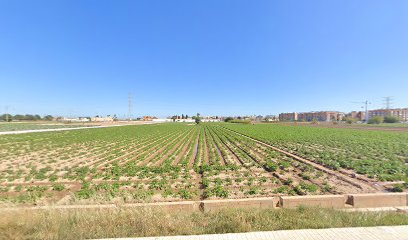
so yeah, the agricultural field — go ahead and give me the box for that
[0,123,407,206]
[0,122,95,132]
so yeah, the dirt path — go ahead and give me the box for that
[0,123,156,135]
[205,126,227,165]
[189,132,200,168]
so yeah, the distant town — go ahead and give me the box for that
[1,107,407,124]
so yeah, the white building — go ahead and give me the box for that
[91,116,114,122]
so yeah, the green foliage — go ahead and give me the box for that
[384,115,399,123]
[224,117,234,122]
[246,186,259,195]
[195,113,201,124]
[204,185,229,198]
[264,161,278,172]
[229,119,251,124]
[52,183,65,191]
[390,184,404,192]
[178,189,193,199]
[368,116,384,124]
[223,123,408,182]
[344,117,357,124]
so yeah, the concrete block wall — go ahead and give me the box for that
[201,197,277,212]
[119,193,408,211]
[125,201,200,212]
[346,193,407,208]
[279,195,346,209]
[4,193,407,212]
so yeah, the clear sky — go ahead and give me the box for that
[1,0,407,118]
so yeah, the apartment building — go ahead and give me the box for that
[297,111,344,122]
[279,111,344,122]
[348,111,366,121]
[369,108,408,121]
[279,112,298,121]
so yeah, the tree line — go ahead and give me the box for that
[0,114,54,122]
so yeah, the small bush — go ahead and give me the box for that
[368,116,384,124]
[384,115,399,123]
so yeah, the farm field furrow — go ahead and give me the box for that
[0,123,406,206]
[221,123,408,183]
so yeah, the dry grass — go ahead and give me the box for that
[1,207,408,240]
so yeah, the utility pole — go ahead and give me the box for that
[352,100,371,123]
[128,93,133,121]
[5,106,9,122]
[363,100,370,123]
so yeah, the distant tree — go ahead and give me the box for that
[384,115,399,123]
[185,115,189,119]
[34,115,42,121]
[181,114,185,119]
[224,117,234,122]
[13,114,25,121]
[195,113,201,124]
[113,114,118,121]
[1,114,13,122]
[311,118,319,124]
[171,115,177,122]
[24,114,35,121]
[44,115,54,121]
[368,116,384,124]
[192,116,196,120]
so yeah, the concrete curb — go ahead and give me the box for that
[1,193,407,212]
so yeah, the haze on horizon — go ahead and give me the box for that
[1,1,407,118]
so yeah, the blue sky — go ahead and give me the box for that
[1,0,407,118]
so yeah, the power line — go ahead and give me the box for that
[383,96,393,110]
[351,100,371,123]
[128,93,133,121]
[5,106,9,122]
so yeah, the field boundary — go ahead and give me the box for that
[0,122,157,135]
[1,193,407,212]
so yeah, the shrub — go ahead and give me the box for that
[384,115,399,123]
[224,117,234,122]
[368,116,383,124]
[229,119,251,124]
[344,117,357,124]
